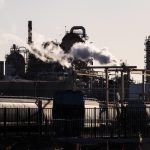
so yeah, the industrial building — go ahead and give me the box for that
[0,21,120,100]
[0,21,149,103]
[0,21,150,149]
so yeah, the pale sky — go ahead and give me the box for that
[0,0,150,70]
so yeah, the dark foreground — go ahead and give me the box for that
[0,107,150,149]
[0,135,150,150]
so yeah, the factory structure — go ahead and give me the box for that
[0,21,146,101]
[0,21,150,105]
[0,22,90,97]
[1,21,150,149]
[145,36,150,83]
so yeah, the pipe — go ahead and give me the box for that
[70,26,86,38]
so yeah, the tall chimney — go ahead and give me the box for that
[145,36,150,83]
[28,21,32,44]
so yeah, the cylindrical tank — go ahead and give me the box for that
[5,45,25,78]
[0,102,38,122]
[0,61,4,79]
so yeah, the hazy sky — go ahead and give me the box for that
[0,0,150,70]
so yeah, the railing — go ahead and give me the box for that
[0,107,150,138]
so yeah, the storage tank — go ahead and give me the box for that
[0,102,38,122]
[5,44,25,78]
[0,61,4,79]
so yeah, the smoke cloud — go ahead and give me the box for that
[0,32,118,68]
[29,32,71,67]
[70,42,118,65]
[29,39,118,67]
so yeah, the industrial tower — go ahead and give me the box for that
[145,36,150,83]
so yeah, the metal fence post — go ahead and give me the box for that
[94,107,96,138]
[44,109,48,136]
[4,108,6,137]
[91,119,92,138]
[124,106,127,138]
[37,99,42,136]
[28,108,30,136]
[16,108,19,135]
[39,108,42,136]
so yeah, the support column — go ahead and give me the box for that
[105,68,109,130]
[105,68,109,106]
[121,71,124,106]
[142,70,145,102]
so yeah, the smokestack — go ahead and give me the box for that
[28,21,32,44]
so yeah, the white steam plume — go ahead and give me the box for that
[30,32,71,67]
[0,32,70,67]
[0,32,118,68]
[30,38,118,67]
[30,43,71,67]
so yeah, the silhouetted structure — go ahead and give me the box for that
[28,20,32,44]
[5,44,25,79]
[145,36,150,83]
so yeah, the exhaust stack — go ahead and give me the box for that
[28,21,32,44]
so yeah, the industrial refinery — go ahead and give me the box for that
[0,21,150,149]
[0,21,143,99]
